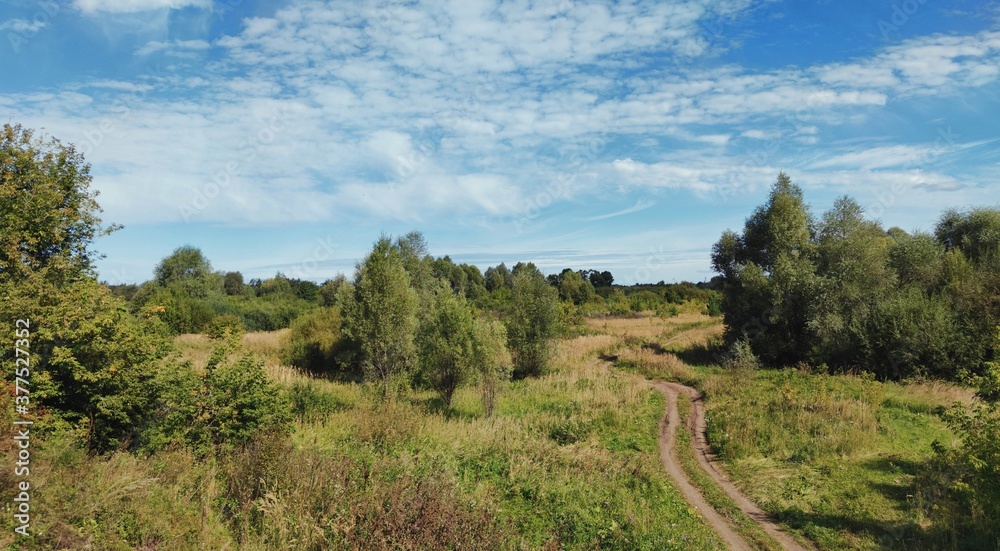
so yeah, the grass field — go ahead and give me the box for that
[3,313,977,549]
[598,314,977,551]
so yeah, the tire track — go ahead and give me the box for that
[650,380,810,551]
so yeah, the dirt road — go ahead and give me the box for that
[649,380,810,551]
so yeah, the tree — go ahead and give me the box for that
[340,236,419,396]
[155,245,213,286]
[396,230,434,292]
[417,284,477,407]
[318,274,348,307]
[557,270,596,305]
[712,173,818,364]
[935,207,1000,263]
[888,230,944,291]
[223,271,245,296]
[473,316,512,417]
[809,197,894,365]
[586,270,614,287]
[0,123,119,284]
[484,263,511,292]
[154,245,220,298]
[504,269,561,378]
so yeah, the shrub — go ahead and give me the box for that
[282,307,346,374]
[206,314,245,341]
[2,273,168,452]
[145,345,291,452]
[722,338,760,372]
[504,270,561,378]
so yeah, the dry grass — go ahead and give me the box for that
[584,312,704,337]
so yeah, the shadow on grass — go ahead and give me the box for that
[771,454,997,551]
[673,340,724,366]
[413,395,479,421]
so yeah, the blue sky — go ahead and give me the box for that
[2,0,998,285]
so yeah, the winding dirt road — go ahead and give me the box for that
[649,380,810,551]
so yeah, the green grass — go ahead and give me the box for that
[1,325,729,550]
[278,340,727,549]
[7,312,976,550]
[697,367,971,550]
[599,313,984,550]
[673,391,786,551]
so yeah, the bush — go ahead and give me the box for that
[504,270,561,379]
[206,314,245,341]
[145,345,291,452]
[722,338,760,372]
[2,274,168,452]
[282,307,347,374]
[919,403,1000,548]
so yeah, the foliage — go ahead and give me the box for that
[416,284,477,407]
[340,235,419,396]
[504,269,562,378]
[556,269,597,305]
[472,316,513,417]
[282,307,348,375]
[223,271,245,295]
[722,338,760,372]
[919,401,1000,549]
[712,172,1000,380]
[0,123,119,284]
[154,245,216,292]
[205,313,245,341]
[145,345,291,452]
[1,272,167,452]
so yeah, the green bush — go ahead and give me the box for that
[2,274,168,452]
[206,314,245,341]
[282,307,347,374]
[145,346,291,452]
[919,402,1000,548]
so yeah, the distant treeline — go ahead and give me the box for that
[106,251,721,336]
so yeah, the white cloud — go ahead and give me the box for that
[74,0,211,14]
[0,18,48,33]
[809,145,941,170]
[9,1,1000,228]
[136,39,210,57]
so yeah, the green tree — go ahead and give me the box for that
[416,284,477,407]
[318,274,348,307]
[154,245,214,288]
[472,316,512,417]
[504,269,561,378]
[712,173,818,364]
[936,207,1000,263]
[809,197,894,366]
[0,124,163,451]
[558,269,596,305]
[888,230,944,291]
[0,123,119,284]
[223,271,245,296]
[396,231,435,292]
[340,236,419,396]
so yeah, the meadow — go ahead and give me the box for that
[2,311,979,550]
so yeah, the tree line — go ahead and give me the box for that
[712,172,1000,382]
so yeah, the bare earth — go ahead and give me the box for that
[649,380,812,551]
